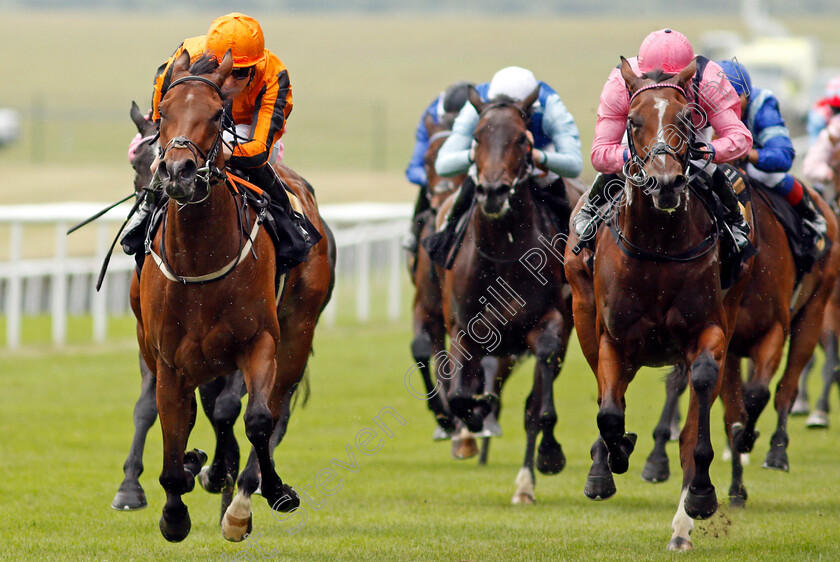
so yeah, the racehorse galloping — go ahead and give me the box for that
[796,146,840,426]
[408,112,515,459]
[564,58,753,551]
[132,50,333,542]
[437,87,572,503]
[114,104,323,522]
[641,182,839,505]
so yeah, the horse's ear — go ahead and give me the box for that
[130,101,146,132]
[620,56,643,94]
[210,50,234,88]
[467,85,487,115]
[520,86,540,115]
[675,57,698,91]
[424,111,437,135]
[170,49,191,79]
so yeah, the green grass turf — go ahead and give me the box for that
[1,319,840,560]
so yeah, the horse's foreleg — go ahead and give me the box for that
[585,337,633,500]
[806,330,839,427]
[512,389,539,504]
[642,364,688,484]
[718,354,748,507]
[530,317,567,476]
[792,354,815,415]
[446,336,485,434]
[767,301,828,471]
[156,363,198,543]
[411,318,456,436]
[112,353,157,511]
[682,326,727,522]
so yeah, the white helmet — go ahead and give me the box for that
[487,66,539,103]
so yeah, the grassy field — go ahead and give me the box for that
[1,318,840,560]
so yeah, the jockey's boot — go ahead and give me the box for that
[792,181,828,240]
[251,164,312,246]
[421,177,476,268]
[572,173,617,250]
[403,188,431,255]
[711,167,751,252]
[120,193,153,256]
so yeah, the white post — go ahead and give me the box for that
[6,222,23,349]
[388,235,401,322]
[52,221,68,346]
[92,222,108,342]
[356,236,371,323]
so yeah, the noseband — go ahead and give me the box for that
[158,75,227,203]
[625,83,692,178]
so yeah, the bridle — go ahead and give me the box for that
[157,75,227,204]
[471,101,534,192]
[611,82,721,263]
[149,74,270,286]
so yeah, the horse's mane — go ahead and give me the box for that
[640,68,676,84]
[189,52,220,76]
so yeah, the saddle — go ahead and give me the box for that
[751,179,829,283]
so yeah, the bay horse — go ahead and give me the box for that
[795,148,840,426]
[408,111,516,461]
[114,103,320,521]
[436,86,572,503]
[564,57,754,551]
[640,181,839,506]
[132,50,333,542]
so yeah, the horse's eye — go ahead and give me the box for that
[211,110,223,123]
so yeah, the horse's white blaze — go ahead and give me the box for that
[221,489,252,541]
[185,92,195,104]
[670,487,694,544]
[511,467,535,504]
[654,97,669,169]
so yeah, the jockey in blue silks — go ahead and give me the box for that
[425,66,583,268]
[403,81,474,255]
[717,59,826,239]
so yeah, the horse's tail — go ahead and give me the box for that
[291,365,311,412]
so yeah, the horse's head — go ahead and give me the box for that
[129,101,158,194]
[423,112,461,209]
[621,56,697,212]
[156,50,232,203]
[469,85,539,217]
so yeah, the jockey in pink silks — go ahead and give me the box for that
[572,28,754,251]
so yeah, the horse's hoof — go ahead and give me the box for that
[607,433,636,475]
[806,409,829,428]
[475,414,502,438]
[221,510,252,542]
[159,506,191,542]
[641,451,669,483]
[762,449,789,472]
[183,449,208,477]
[198,466,233,494]
[433,425,455,441]
[685,485,718,520]
[111,481,147,511]
[728,483,748,508]
[536,441,565,475]
[435,413,457,434]
[511,492,535,505]
[790,396,810,416]
[666,537,693,552]
[584,471,616,501]
[267,483,299,513]
[451,434,479,460]
[732,423,759,454]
